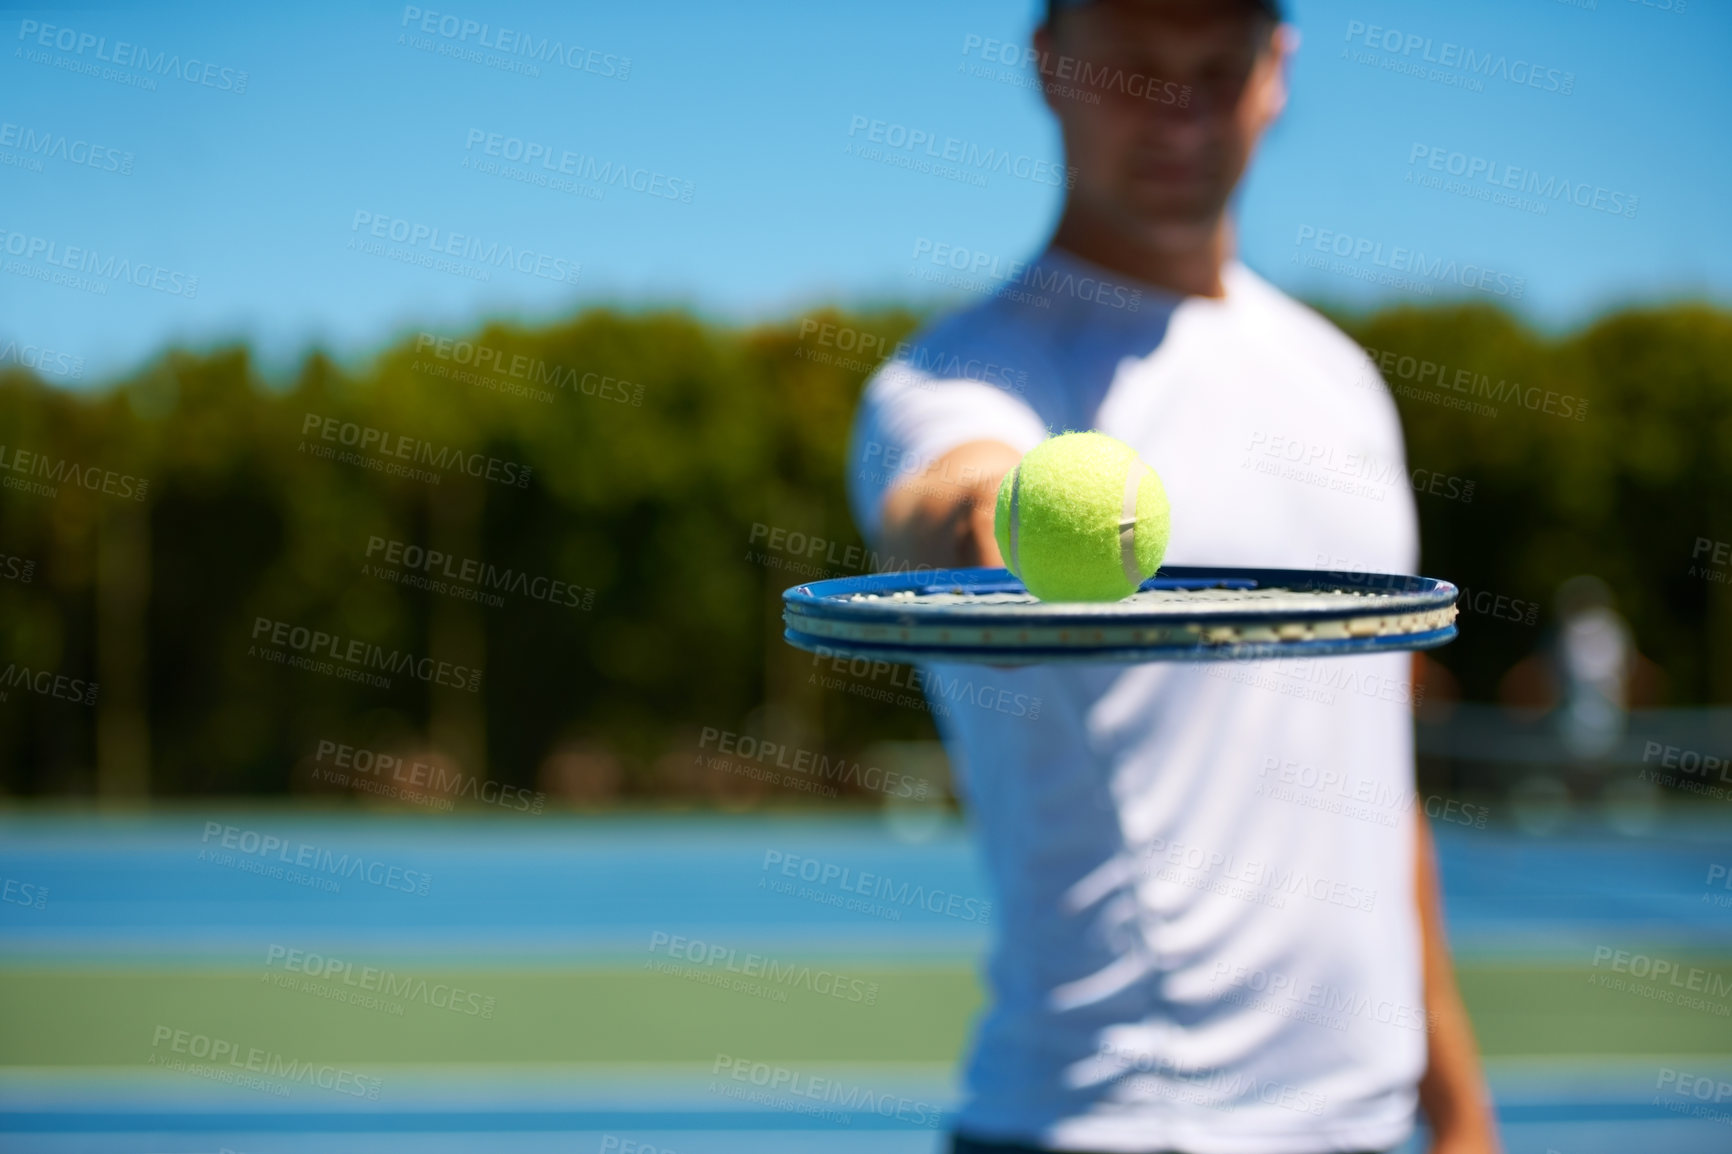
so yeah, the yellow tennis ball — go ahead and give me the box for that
[993,432,1171,602]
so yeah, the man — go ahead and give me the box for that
[846,1,1500,1151]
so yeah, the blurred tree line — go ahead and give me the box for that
[0,300,1727,803]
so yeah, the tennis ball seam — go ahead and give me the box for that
[1134,469,1171,582]
[1116,465,1141,589]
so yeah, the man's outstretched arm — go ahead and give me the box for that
[876,440,1022,569]
[1415,809,1502,1153]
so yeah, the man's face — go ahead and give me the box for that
[1039,0,1287,246]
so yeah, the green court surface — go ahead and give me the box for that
[4,958,1728,1068]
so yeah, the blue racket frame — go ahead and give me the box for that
[783,565,1458,665]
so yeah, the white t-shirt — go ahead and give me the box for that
[848,249,1427,1154]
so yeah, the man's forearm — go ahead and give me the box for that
[1414,810,1501,1150]
[876,440,1021,569]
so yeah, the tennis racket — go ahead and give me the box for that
[783,566,1458,665]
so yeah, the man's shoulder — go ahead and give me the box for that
[1223,264,1402,442]
[867,294,1054,399]
[1226,263,1374,373]
[905,293,1050,361]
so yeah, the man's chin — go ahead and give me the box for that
[1120,200,1225,247]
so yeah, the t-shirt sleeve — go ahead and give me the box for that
[847,359,1049,545]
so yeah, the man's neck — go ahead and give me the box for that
[1050,206,1233,300]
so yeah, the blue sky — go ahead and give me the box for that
[1,0,1726,385]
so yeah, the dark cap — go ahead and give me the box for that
[1046,0,1284,22]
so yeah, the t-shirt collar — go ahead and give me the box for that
[1034,245,1244,315]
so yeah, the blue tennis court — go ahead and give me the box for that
[3,810,1730,1153]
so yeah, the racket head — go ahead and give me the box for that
[783,565,1458,665]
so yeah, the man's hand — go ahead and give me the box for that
[877,440,1023,570]
[1428,1135,1501,1154]
[1416,810,1503,1153]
